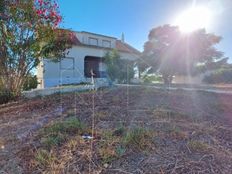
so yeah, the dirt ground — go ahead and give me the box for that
[0,86,232,174]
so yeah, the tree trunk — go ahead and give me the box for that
[0,73,25,97]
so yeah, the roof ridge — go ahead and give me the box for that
[80,31,117,39]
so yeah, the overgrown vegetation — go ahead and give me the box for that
[39,117,85,149]
[203,68,232,84]
[0,0,73,102]
[0,87,16,105]
[36,122,154,168]
[34,117,85,168]
[142,74,162,83]
[188,140,210,153]
[35,149,57,167]
[98,131,122,164]
[23,75,38,91]
[104,49,135,83]
[98,126,153,164]
[123,127,154,151]
[166,126,188,140]
[2,87,232,173]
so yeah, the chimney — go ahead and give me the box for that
[121,32,125,43]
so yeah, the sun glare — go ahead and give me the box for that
[174,7,212,33]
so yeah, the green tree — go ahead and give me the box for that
[23,74,38,91]
[0,0,73,97]
[141,25,227,85]
[104,50,135,83]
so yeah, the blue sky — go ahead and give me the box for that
[59,0,232,62]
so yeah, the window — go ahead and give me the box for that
[88,37,98,46]
[60,58,74,70]
[102,40,111,48]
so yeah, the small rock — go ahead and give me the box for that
[191,131,196,135]
[103,163,109,168]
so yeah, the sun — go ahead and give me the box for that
[174,7,212,33]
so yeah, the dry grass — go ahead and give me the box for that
[1,87,232,173]
[188,140,210,153]
[123,127,154,151]
[152,108,190,121]
[167,127,188,140]
[35,149,57,168]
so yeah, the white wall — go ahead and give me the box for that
[39,45,139,88]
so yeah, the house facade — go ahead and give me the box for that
[37,31,141,88]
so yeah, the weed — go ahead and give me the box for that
[113,125,126,137]
[41,134,66,149]
[115,145,126,157]
[66,109,75,117]
[98,129,124,164]
[167,127,188,140]
[123,127,153,151]
[44,117,84,135]
[188,140,209,153]
[153,108,189,120]
[96,111,108,120]
[99,146,117,164]
[35,149,56,167]
[66,137,80,151]
[40,117,84,149]
[101,131,119,146]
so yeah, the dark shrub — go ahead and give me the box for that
[0,89,15,105]
[203,69,232,84]
[23,75,38,91]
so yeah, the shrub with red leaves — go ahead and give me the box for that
[0,0,73,99]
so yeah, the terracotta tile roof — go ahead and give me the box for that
[116,40,141,55]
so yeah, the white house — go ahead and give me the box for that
[37,31,141,88]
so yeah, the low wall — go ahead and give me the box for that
[23,85,95,98]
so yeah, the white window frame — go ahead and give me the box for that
[102,40,111,48]
[88,37,98,46]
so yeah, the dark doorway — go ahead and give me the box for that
[84,56,105,78]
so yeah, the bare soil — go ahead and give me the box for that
[1,86,232,174]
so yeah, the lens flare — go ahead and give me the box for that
[174,7,212,33]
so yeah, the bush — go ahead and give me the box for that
[0,74,37,104]
[203,68,232,84]
[104,50,135,84]
[0,88,15,105]
[23,75,38,91]
[143,75,162,83]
